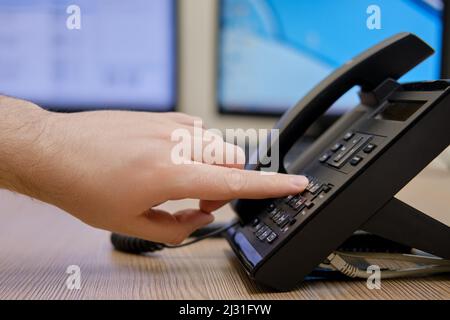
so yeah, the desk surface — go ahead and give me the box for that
[1,166,449,300]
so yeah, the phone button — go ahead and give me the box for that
[350,156,363,166]
[292,200,306,211]
[272,211,283,222]
[268,208,280,218]
[343,132,355,141]
[305,201,315,209]
[275,214,290,226]
[331,143,343,152]
[363,143,377,154]
[266,232,278,243]
[255,225,268,237]
[319,153,332,163]
[258,228,272,241]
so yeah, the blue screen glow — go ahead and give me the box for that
[218,0,443,115]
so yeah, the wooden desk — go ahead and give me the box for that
[0,166,449,300]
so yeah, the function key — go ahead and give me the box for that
[306,179,316,191]
[275,213,290,226]
[350,156,363,166]
[305,201,315,209]
[322,184,333,193]
[343,132,355,141]
[278,218,291,229]
[319,153,331,163]
[309,182,323,195]
[255,225,268,237]
[258,228,272,241]
[363,143,377,154]
[267,232,278,243]
[268,208,280,218]
[292,197,306,210]
[284,195,295,204]
[331,143,343,153]
[272,211,283,222]
[267,203,276,211]
[254,223,264,232]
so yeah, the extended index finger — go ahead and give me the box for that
[171,163,309,201]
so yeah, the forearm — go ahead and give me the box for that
[0,96,54,199]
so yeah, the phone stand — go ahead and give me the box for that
[362,198,450,259]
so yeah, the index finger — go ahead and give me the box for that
[170,163,309,201]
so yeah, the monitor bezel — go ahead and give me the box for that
[216,0,447,119]
[35,0,179,113]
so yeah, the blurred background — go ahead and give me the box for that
[0,0,449,165]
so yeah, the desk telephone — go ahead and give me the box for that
[111,33,450,291]
[226,32,450,290]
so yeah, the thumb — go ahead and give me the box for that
[126,209,215,245]
[173,209,215,232]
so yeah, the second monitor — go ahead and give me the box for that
[217,0,445,116]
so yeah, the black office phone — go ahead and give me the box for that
[226,33,450,291]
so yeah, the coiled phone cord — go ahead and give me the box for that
[111,220,239,254]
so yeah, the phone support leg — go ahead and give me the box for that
[361,197,450,259]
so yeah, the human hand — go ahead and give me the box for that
[0,97,308,244]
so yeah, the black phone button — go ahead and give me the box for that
[350,156,363,166]
[319,153,331,163]
[343,132,355,141]
[305,201,315,209]
[309,183,322,195]
[284,195,295,204]
[254,223,264,232]
[255,225,268,237]
[272,211,283,222]
[331,143,343,152]
[268,208,280,218]
[279,219,290,229]
[258,228,272,241]
[267,232,278,243]
[363,143,377,153]
[275,214,289,226]
[252,218,260,227]
[292,197,306,210]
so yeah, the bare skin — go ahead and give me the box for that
[0,96,308,245]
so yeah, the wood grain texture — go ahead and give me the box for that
[0,166,449,300]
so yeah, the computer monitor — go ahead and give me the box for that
[0,0,177,112]
[218,0,445,117]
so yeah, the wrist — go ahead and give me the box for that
[0,96,57,199]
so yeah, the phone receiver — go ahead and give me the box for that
[234,33,434,218]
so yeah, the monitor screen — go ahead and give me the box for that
[218,0,444,116]
[0,0,176,111]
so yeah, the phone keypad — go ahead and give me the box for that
[252,176,334,243]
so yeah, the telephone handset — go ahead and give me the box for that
[227,33,450,291]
